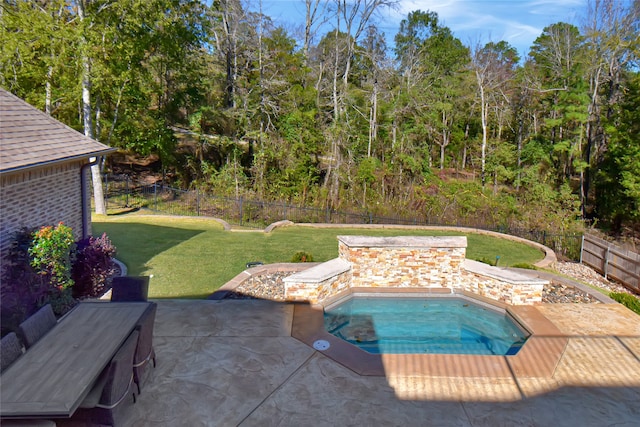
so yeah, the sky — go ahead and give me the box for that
[258,0,588,59]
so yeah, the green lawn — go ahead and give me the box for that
[92,214,545,299]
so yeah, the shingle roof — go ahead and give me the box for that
[0,89,115,173]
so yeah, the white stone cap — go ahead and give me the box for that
[463,259,548,285]
[337,235,467,248]
[283,258,351,284]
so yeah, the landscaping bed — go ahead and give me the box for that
[221,263,611,304]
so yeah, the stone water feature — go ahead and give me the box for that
[284,235,547,305]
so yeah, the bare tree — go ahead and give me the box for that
[580,0,640,215]
[303,0,328,63]
[211,0,245,109]
[471,41,518,187]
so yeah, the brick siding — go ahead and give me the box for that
[0,161,91,258]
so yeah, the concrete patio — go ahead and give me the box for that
[119,299,640,426]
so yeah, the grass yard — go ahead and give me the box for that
[92,213,545,299]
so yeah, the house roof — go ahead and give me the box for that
[0,89,115,174]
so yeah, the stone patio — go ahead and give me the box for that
[121,299,640,426]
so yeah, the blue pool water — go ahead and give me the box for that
[324,296,529,355]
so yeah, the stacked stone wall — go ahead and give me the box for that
[461,271,543,305]
[285,270,352,304]
[338,236,466,290]
[283,235,547,305]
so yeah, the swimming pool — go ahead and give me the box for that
[324,295,529,355]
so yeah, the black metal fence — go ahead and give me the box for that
[102,175,583,260]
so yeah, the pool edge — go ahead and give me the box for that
[291,291,568,379]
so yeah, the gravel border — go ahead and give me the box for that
[214,261,638,304]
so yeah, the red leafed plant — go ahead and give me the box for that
[71,233,117,299]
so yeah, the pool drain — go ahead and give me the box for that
[313,339,330,351]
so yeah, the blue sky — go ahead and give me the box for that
[258,0,587,58]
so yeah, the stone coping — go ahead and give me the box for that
[338,235,467,248]
[463,259,549,285]
[283,258,350,284]
[291,288,568,378]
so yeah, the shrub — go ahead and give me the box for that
[1,225,117,331]
[510,263,537,270]
[0,228,50,335]
[475,257,497,266]
[27,223,79,315]
[610,292,640,315]
[291,251,314,263]
[72,233,117,299]
[28,222,75,290]
[46,287,76,315]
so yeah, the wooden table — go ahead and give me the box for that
[0,302,150,419]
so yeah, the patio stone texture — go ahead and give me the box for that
[118,299,640,426]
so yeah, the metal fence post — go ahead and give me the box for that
[154,182,158,211]
[125,175,129,207]
[604,245,610,279]
[196,188,200,216]
[239,196,244,226]
[580,234,585,264]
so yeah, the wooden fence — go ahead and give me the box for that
[581,234,640,293]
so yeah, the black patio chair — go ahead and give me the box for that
[70,330,139,426]
[111,276,150,302]
[133,302,157,394]
[17,304,57,349]
[1,332,24,373]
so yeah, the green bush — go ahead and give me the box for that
[610,292,640,315]
[510,263,537,270]
[29,222,75,290]
[2,225,118,328]
[291,251,314,263]
[476,257,497,266]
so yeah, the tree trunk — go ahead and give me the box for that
[45,65,53,115]
[367,78,378,157]
[77,0,106,215]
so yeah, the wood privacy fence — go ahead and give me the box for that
[581,234,640,293]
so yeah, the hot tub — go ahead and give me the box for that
[324,292,530,355]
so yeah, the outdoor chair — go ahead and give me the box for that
[1,332,24,373]
[17,304,57,349]
[70,330,139,426]
[133,302,157,395]
[111,276,150,302]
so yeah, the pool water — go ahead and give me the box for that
[324,296,529,355]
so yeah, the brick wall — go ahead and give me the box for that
[0,161,90,258]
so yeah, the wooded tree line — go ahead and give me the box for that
[1,0,639,235]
